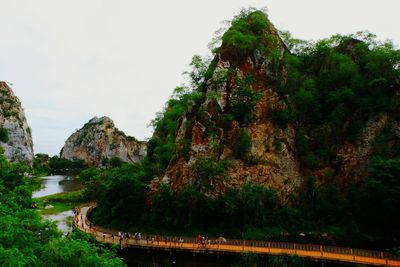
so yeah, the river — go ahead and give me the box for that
[33,175,82,234]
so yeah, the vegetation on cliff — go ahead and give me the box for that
[0,81,34,166]
[85,8,399,252]
[0,127,8,143]
[276,31,400,170]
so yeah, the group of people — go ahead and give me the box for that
[197,233,212,246]
[105,232,186,247]
[73,208,84,229]
[110,232,142,241]
[73,209,226,249]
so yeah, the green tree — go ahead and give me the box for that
[234,129,252,160]
[192,157,230,191]
[230,75,263,125]
[0,149,125,266]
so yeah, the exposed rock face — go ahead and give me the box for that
[336,113,389,185]
[60,116,146,166]
[0,81,34,166]
[150,12,400,201]
[150,18,302,201]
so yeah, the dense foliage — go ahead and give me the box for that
[146,86,204,176]
[276,32,400,170]
[87,9,400,253]
[33,153,86,175]
[231,75,263,125]
[84,164,148,226]
[234,129,252,161]
[0,149,125,266]
[2,8,398,266]
[192,157,230,192]
[219,9,278,63]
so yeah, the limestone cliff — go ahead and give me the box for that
[60,116,146,166]
[149,11,400,201]
[0,81,34,166]
[150,12,302,200]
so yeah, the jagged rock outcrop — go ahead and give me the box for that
[60,116,146,166]
[149,11,400,201]
[150,13,302,200]
[0,81,34,166]
[336,113,389,184]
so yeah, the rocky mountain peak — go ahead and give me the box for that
[0,81,34,166]
[60,116,146,166]
[150,10,400,203]
[88,116,114,126]
[150,11,300,200]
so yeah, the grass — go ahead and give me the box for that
[40,202,73,215]
[36,189,85,204]
[34,189,87,215]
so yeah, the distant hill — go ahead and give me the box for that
[60,116,146,166]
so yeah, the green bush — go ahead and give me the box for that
[0,149,125,266]
[221,10,270,61]
[234,129,252,160]
[147,86,203,175]
[230,75,263,125]
[49,156,86,174]
[0,127,8,143]
[192,157,230,191]
[280,33,400,171]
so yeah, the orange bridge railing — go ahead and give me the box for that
[74,205,400,267]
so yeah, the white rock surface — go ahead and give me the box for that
[0,81,34,166]
[60,116,146,166]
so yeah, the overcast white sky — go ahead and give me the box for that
[1,0,399,156]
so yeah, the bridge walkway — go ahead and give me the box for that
[74,205,400,267]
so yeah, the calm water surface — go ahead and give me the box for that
[32,175,82,198]
[33,175,82,234]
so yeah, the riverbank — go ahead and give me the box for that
[34,190,86,215]
[31,174,86,234]
[34,189,88,234]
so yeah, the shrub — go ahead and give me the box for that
[192,157,230,190]
[0,127,9,143]
[234,129,252,160]
[230,75,263,125]
[221,10,270,61]
[271,108,293,129]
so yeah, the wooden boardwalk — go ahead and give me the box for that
[74,205,400,267]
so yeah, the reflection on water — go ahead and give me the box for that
[33,175,82,198]
[44,210,74,235]
[33,175,82,234]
